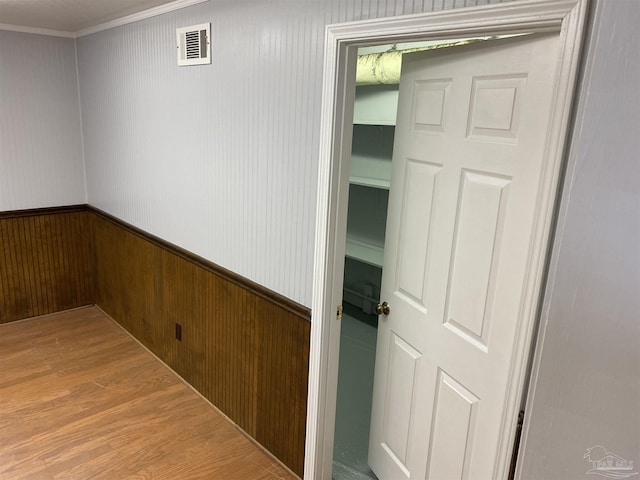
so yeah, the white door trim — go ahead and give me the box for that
[306,1,588,479]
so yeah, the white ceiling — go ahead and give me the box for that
[0,0,179,34]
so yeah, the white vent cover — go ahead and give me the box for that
[176,23,211,66]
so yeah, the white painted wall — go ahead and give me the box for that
[518,0,640,477]
[75,0,510,307]
[0,31,86,211]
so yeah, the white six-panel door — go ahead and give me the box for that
[368,33,561,480]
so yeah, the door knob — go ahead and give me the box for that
[375,301,391,316]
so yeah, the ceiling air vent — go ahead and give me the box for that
[176,23,211,66]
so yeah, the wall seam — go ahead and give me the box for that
[73,37,89,205]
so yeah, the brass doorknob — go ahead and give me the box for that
[375,301,391,316]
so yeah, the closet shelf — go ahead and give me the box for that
[349,176,390,190]
[345,237,384,268]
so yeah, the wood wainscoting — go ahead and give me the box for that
[0,206,93,324]
[89,207,310,477]
[0,205,310,476]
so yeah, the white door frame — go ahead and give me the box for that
[305,1,588,479]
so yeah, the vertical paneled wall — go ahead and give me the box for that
[0,207,93,323]
[518,1,640,478]
[0,31,86,211]
[90,209,311,476]
[76,0,511,307]
[0,204,311,475]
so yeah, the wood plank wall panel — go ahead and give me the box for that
[90,209,310,477]
[0,207,93,323]
[256,299,310,473]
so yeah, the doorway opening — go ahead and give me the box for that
[333,37,501,480]
[306,3,587,479]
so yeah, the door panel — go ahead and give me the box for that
[411,79,452,133]
[426,369,479,480]
[369,33,560,480]
[396,159,441,306]
[446,171,511,351]
[381,333,422,472]
[467,74,527,142]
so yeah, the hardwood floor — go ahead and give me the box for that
[0,307,299,480]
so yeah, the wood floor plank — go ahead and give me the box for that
[0,307,299,480]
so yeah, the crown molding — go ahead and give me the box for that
[76,0,209,37]
[0,23,75,38]
[0,0,209,39]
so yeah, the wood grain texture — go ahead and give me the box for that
[90,210,310,477]
[0,206,93,323]
[0,307,299,480]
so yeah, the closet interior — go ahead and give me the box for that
[333,46,398,480]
